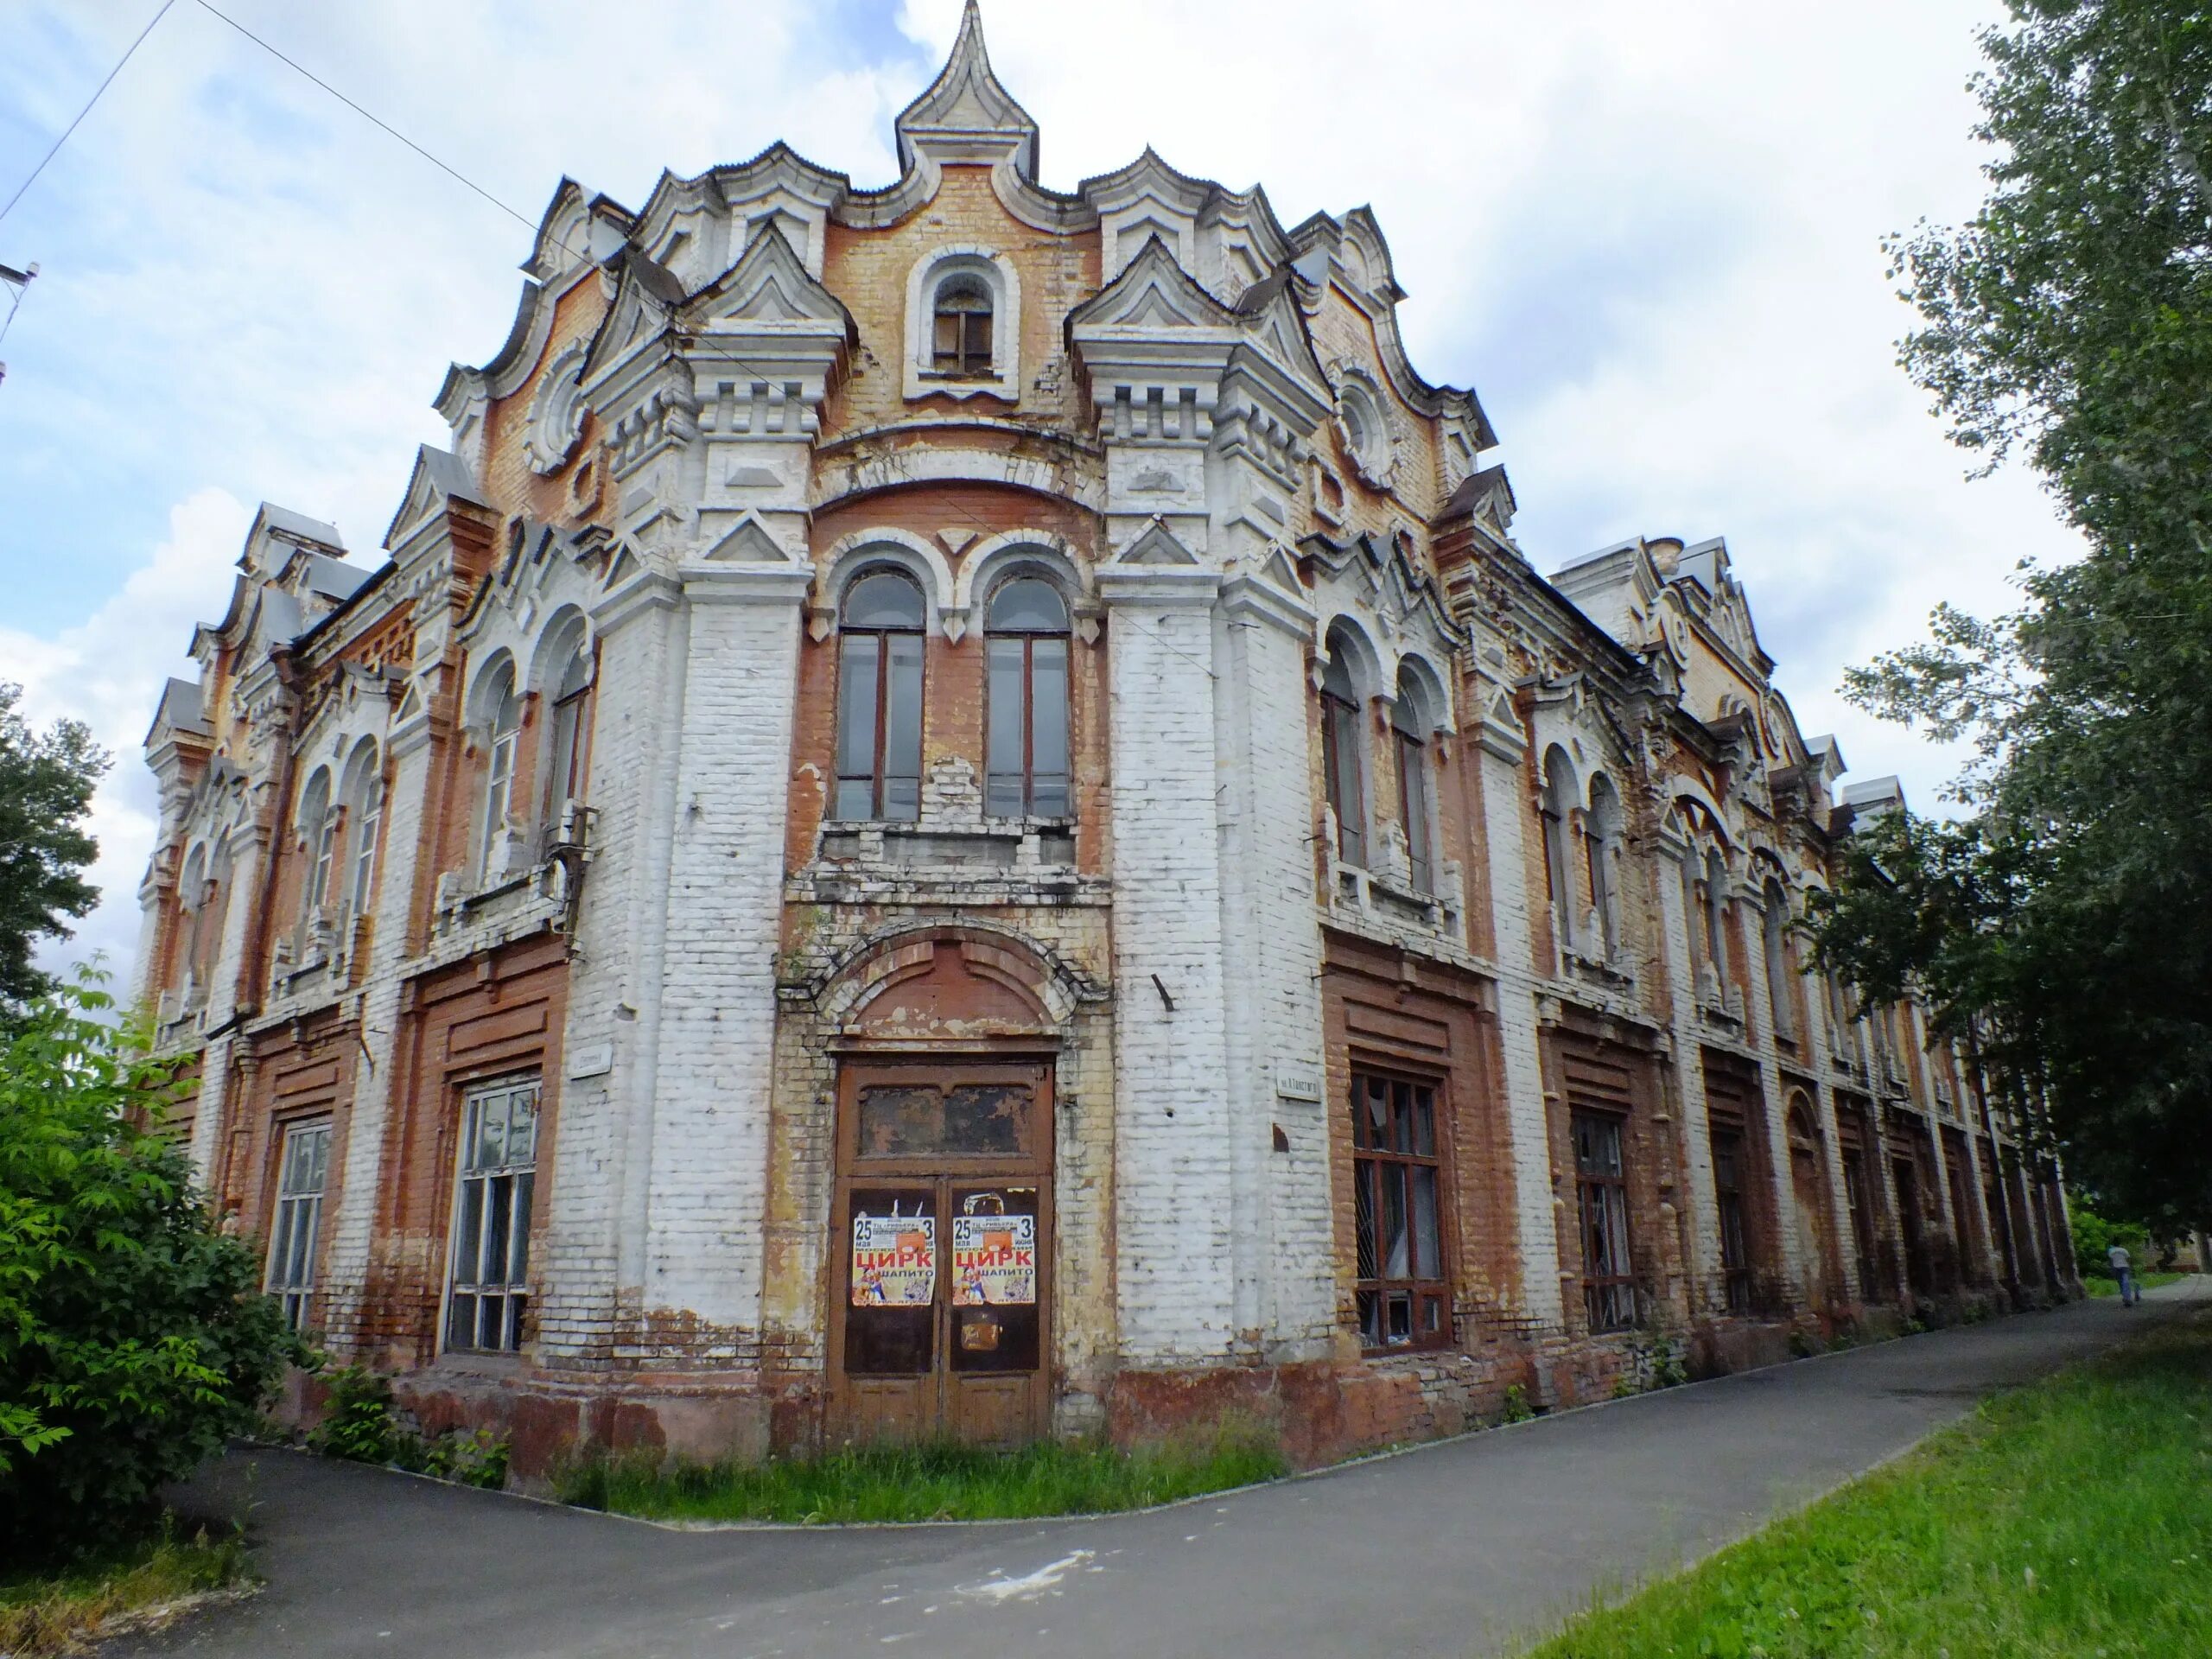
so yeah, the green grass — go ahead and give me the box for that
[0,1522,249,1656]
[1524,1308,2212,1657]
[556,1421,1289,1524]
[2083,1269,2190,1298]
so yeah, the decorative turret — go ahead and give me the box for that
[893,0,1040,181]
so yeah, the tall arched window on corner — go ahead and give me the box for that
[478,662,521,877]
[1319,649,1366,866]
[1540,750,1578,948]
[1704,849,1732,982]
[1391,671,1434,895]
[931,274,994,378]
[836,568,925,822]
[1586,776,1624,958]
[543,637,595,826]
[1764,877,1797,1042]
[297,772,337,923]
[350,770,383,915]
[985,575,1071,818]
[176,846,207,991]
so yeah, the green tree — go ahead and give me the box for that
[0,681,109,1018]
[0,971,302,1562]
[1815,0,2212,1229]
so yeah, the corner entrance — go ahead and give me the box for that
[829,1059,1052,1449]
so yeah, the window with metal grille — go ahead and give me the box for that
[983,575,1071,817]
[265,1120,330,1331]
[446,1077,538,1354]
[1351,1073,1450,1349]
[1573,1110,1637,1332]
[1712,1128,1754,1314]
[833,569,925,822]
[931,275,994,376]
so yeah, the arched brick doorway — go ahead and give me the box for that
[823,931,1060,1449]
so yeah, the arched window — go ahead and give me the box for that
[1763,877,1796,1041]
[477,662,521,877]
[1826,969,1853,1042]
[1586,776,1624,958]
[1397,685,1433,902]
[1704,849,1732,981]
[835,568,925,821]
[1677,823,1705,973]
[1541,748,1578,951]
[543,635,594,824]
[340,744,383,917]
[1392,671,1435,895]
[984,575,1070,817]
[931,274,994,378]
[177,846,207,990]
[1319,642,1366,865]
[297,771,337,923]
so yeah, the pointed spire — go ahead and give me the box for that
[893,0,1040,180]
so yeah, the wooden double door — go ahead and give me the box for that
[828,1058,1052,1449]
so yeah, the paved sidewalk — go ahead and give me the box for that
[123,1281,2203,1659]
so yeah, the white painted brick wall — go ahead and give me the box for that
[1475,738,1565,1328]
[1103,575,1238,1363]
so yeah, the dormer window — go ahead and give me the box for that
[931,276,994,378]
[905,248,1020,402]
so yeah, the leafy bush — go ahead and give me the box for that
[309,1363,508,1489]
[308,1365,397,1465]
[2067,1192,2147,1281]
[0,973,303,1562]
[1498,1383,1535,1425]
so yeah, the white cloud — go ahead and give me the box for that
[6,486,250,975]
[2,0,2081,989]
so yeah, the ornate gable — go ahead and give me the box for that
[894,0,1040,179]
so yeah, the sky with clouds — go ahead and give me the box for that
[0,0,2080,985]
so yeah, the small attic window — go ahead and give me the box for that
[931,275,994,377]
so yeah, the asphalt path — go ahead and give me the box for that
[121,1280,2204,1659]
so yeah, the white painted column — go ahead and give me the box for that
[1214,573,1331,1358]
[636,561,811,1346]
[1102,562,1237,1363]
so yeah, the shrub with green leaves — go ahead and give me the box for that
[0,972,302,1561]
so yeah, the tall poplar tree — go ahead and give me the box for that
[1813,1,2212,1227]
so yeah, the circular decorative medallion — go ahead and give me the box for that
[522,340,590,475]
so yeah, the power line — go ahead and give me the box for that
[188,0,569,253]
[0,0,176,226]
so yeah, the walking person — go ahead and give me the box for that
[2108,1241,2139,1306]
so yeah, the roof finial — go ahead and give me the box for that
[893,0,1039,181]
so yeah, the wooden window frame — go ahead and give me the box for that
[1320,670,1367,866]
[1573,1109,1638,1332]
[833,570,926,823]
[1711,1125,1755,1315]
[347,772,382,916]
[544,645,595,828]
[931,276,995,378]
[1393,717,1434,896]
[443,1076,539,1356]
[1349,1070,1452,1351]
[983,579,1071,819]
[265,1118,331,1332]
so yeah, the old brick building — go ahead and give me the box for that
[133,4,2075,1470]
